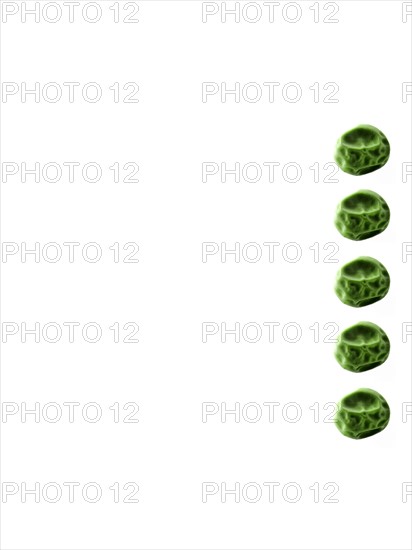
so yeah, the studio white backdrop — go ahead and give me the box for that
[0,1,411,549]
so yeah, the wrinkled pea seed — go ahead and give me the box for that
[335,190,390,241]
[335,388,390,439]
[334,124,390,176]
[335,322,390,373]
[335,256,390,308]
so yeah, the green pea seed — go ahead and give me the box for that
[335,388,390,439]
[335,322,390,373]
[335,256,390,307]
[334,124,390,176]
[335,189,390,241]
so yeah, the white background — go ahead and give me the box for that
[0,1,411,549]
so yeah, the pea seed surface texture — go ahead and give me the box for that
[335,256,390,307]
[335,322,390,373]
[335,388,390,439]
[335,190,390,241]
[334,124,390,176]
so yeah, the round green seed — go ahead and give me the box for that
[335,256,390,307]
[335,388,390,439]
[335,322,390,373]
[334,124,390,176]
[335,190,390,241]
